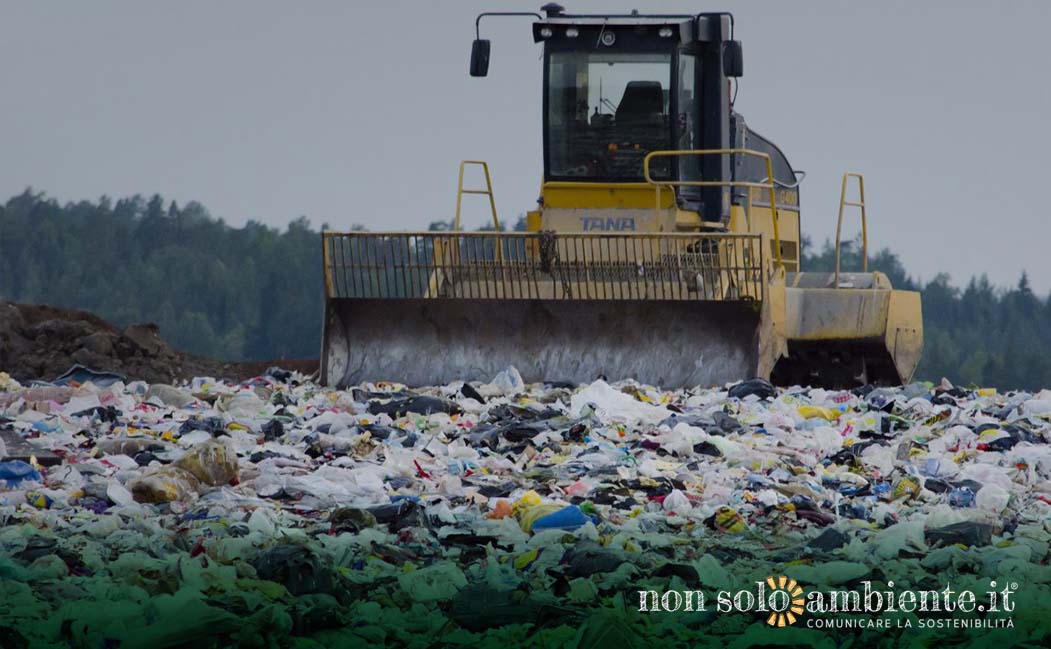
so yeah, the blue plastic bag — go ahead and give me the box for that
[0,461,43,487]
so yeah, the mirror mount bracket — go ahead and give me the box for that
[470,11,544,77]
[475,11,543,40]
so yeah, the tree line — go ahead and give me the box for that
[0,190,319,361]
[1,189,1047,389]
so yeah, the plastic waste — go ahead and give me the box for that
[727,377,776,400]
[251,544,342,597]
[261,419,285,441]
[397,563,467,603]
[144,384,194,407]
[25,491,53,509]
[661,489,692,513]
[129,466,201,503]
[107,481,135,507]
[798,405,840,421]
[52,363,127,387]
[569,379,669,424]
[975,483,1010,512]
[517,503,566,532]
[488,366,525,396]
[530,504,591,531]
[0,460,42,487]
[329,507,377,533]
[0,367,1049,647]
[705,506,747,533]
[367,395,463,417]
[948,487,976,507]
[459,382,486,404]
[925,522,994,547]
[175,439,240,487]
[219,391,265,420]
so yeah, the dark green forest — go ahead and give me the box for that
[0,190,319,361]
[1,189,1048,389]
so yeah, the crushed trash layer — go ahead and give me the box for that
[1,367,1050,647]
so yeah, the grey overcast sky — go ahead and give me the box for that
[2,1,1049,291]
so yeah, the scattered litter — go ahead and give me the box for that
[0,368,1048,645]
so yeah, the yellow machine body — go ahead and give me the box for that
[319,9,923,389]
[321,162,922,388]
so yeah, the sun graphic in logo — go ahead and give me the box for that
[764,576,806,627]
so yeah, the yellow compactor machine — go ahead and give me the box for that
[320,5,922,389]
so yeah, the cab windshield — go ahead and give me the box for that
[547,50,673,180]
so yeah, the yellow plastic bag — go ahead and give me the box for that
[517,503,564,532]
[129,466,201,503]
[175,440,240,486]
[798,405,840,421]
[711,506,748,534]
[512,490,543,513]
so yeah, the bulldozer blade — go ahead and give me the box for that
[321,298,765,389]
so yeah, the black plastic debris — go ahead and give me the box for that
[728,378,777,400]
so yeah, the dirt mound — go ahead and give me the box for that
[0,301,317,384]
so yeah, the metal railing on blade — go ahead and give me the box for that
[322,231,765,302]
[643,148,785,270]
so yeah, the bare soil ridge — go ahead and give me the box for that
[0,301,318,383]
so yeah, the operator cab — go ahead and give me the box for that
[532,7,749,222]
[471,4,798,224]
[542,22,679,181]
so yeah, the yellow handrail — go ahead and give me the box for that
[642,148,783,269]
[834,171,867,288]
[455,160,501,232]
[322,228,334,298]
[321,230,765,239]
[455,160,502,262]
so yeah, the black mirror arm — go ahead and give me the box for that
[475,12,544,40]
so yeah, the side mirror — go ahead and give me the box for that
[470,39,491,77]
[723,40,743,77]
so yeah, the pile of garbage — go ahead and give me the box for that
[1,367,1050,647]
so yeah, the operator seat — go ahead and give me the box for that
[614,80,667,176]
[615,81,664,125]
